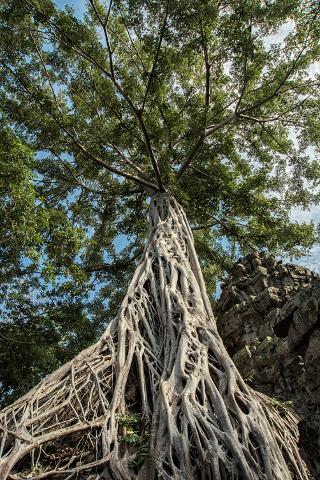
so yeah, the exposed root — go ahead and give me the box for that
[0,194,311,479]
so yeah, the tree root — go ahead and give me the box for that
[0,194,311,479]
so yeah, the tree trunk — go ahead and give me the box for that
[0,194,310,479]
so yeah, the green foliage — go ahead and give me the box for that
[0,0,319,405]
[117,412,141,427]
[244,369,256,384]
[117,412,148,445]
[17,461,46,477]
[270,398,294,416]
[117,412,150,470]
[0,128,99,406]
[0,287,99,407]
[0,128,41,265]
[129,444,150,470]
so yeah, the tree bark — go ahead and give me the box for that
[0,194,310,479]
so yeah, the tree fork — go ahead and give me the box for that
[0,194,310,479]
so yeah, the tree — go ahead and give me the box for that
[0,0,319,478]
[0,126,100,406]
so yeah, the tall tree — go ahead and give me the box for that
[0,0,319,478]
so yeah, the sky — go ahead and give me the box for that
[289,206,320,274]
[54,0,86,18]
[52,0,320,276]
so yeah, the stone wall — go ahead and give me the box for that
[215,252,320,477]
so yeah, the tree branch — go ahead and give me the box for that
[136,110,166,191]
[87,0,165,192]
[176,133,205,179]
[260,125,297,163]
[88,0,115,79]
[29,29,61,110]
[235,11,253,113]
[176,20,213,180]
[141,0,169,113]
[104,144,152,182]
[238,85,319,124]
[176,14,317,180]
[122,19,148,74]
[191,222,218,231]
[199,20,210,109]
[192,215,255,252]
[176,113,236,179]
[1,62,159,193]
[26,0,164,191]
[51,151,106,195]
[241,19,314,115]
[0,333,74,353]
[84,249,142,273]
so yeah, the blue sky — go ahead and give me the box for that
[54,0,86,18]
[289,205,320,274]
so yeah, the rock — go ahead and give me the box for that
[214,252,320,478]
[305,328,320,404]
[298,414,320,478]
[288,296,318,351]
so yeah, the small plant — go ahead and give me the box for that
[119,427,141,444]
[244,369,256,384]
[270,398,293,415]
[129,443,150,470]
[31,463,45,476]
[117,411,150,471]
[117,412,142,444]
[117,412,141,428]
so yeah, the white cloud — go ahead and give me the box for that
[262,20,295,49]
[290,204,320,224]
[309,62,320,78]
[289,244,320,274]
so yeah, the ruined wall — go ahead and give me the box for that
[215,252,320,477]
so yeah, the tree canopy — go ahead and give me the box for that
[0,0,319,406]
